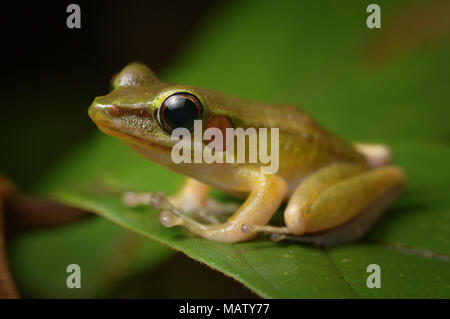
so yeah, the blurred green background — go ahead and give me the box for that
[1,0,449,298]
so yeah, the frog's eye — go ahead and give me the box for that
[157,92,203,133]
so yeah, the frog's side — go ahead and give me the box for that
[89,63,405,244]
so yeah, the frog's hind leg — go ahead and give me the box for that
[272,183,403,246]
[240,163,367,236]
[244,164,405,246]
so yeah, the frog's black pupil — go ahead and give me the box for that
[162,94,200,131]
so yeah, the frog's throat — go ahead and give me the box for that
[94,123,172,153]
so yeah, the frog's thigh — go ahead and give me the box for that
[284,163,366,235]
[285,165,405,235]
[283,183,403,246]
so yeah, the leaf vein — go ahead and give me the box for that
[235,248,289,298]
[323,248,360,298]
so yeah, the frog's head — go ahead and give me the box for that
[89,62,208,151]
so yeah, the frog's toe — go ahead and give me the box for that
[354,143,392,168]
[159,210,183,228]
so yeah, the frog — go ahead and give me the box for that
[88,62,405,245]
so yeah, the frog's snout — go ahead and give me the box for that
[88,101,124,141]
[88,98,118,132]
[88,98,155,142]
[88,100,98,122]
[89,99,113,123]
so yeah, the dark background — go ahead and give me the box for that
[2,0,449,299]
[2,0,259,298]
[1,0,222,189]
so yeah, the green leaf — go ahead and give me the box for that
[30,0,450,298]
[9,216,173,298]
[36,136,450,298]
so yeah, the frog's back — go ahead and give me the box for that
[200,88,366,169]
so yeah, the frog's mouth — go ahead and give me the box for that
[89,102,173,152]
[94,122,172,153]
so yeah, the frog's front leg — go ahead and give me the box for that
[123,178,237,224]
[123,178,208,209]
[170,178,240,223]
[246,163,405,245]
[156,168,288,243]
